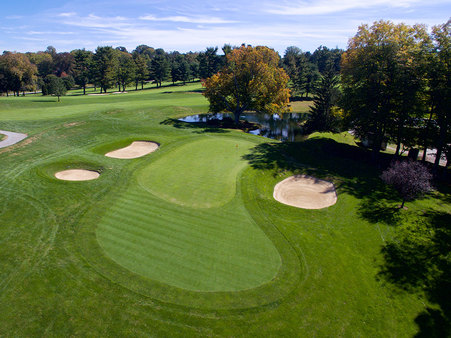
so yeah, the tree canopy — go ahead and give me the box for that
[203,45,291,124]
[381,160,432,208]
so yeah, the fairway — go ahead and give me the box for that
[0,83,449,336]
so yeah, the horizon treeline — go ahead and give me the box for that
[0,43,342,96]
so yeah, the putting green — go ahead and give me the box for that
[96,137,281,292]
[138,137,254,208]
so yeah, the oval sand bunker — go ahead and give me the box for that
[55,169,100,181]
[105,141,159,159]
[274,175,337,209]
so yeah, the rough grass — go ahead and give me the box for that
[0,83,449,336]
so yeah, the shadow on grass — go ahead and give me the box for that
[378,210,451,337]
[31,99,58,103]
[242,136,403,225]
[160,118,230,134]
[242,135,450,334]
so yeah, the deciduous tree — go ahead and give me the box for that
[203,45,291,124]
[341,20,430,160]
[381,160,432,208]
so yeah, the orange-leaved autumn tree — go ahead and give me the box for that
[202,45,291,124]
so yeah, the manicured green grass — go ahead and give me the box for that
[97,136,281,292]
[138,137,254,208]
[0,83,449,336]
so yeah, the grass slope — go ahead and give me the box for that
[0,83,449,336]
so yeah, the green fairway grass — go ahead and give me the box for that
[0,83,449,336]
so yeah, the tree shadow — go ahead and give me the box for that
[378,210,451,336]
[242,136,403,225]
[159,118,231,134]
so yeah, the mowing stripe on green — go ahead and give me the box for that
[137,137,254,208]
[96,137,281,292]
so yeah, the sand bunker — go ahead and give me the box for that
[274,175,337,209]
[105,141,159,159]
[55,169,100,181]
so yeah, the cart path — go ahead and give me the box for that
[0,130,28,148]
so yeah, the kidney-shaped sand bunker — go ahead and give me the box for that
[55,169,100,181]
[105,141,159,159]
[274,175,337,209]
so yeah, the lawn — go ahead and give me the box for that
[0,83,449,336]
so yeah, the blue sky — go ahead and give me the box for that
[1,0,449,54]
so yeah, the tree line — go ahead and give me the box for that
[0,20,448,169]
[303,20,450,170]
[0,43,342,97]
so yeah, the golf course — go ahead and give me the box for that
[0,82,449,336]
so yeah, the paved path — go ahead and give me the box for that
[0,130,28,148]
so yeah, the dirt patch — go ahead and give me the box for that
[273,175,337,209]
[105,141,159,159]
[63,122,86,128]
[55,169,100,181]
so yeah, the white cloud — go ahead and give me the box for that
[266,0,422,15]
[27,31,75,35]
[58,12,77,17]
[139,15,237,24]
[61,14,131,29]
[5,15,24,19]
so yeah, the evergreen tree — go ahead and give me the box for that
[92,46,118,93]
[150,49,169,87]
[132,52,149,90]
[304,65,341,133]
[72,49,92,95]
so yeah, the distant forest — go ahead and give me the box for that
[0,43,342,96]
[0,20,449,170]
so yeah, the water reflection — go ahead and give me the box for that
[178,112,308,142]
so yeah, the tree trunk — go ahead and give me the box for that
[57,95,60,102]
[422,109,434,161]
[83,85,86,95]
[395,142,401,157]
[433,115,448,173]
[401,198,405,209]
[234,108,244,125]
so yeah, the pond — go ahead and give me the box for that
[178,112,309,142]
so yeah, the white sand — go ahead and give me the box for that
[55,169,100,181]
[88,93,109,96]
[273,175,337,209]
[112,91,128,94]
[105,141,159,159]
